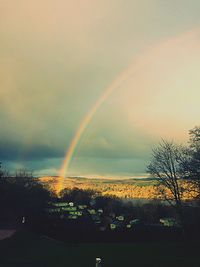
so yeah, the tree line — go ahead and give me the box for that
[0,168,53,225]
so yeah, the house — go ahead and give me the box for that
[78,205,87,210]
[110,223,117,230]
[77,211,83,216]
[159,218,180,227]
[69,211,83,216]
[87,209,96,215]
[129,219,140,225]
[63,206,77,212]
[109,219,124,230]
[98,209,103,214]
[68,215,78,220]
[116,215,124,221]
[53,202,69,207]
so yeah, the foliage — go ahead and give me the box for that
[60,187,97,205]
[0,167,52,222]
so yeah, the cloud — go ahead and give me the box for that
[1,1,200,176]
[0,140,63,161]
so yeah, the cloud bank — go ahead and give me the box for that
[0,0,200,176]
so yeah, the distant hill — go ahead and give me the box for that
[39,176,159,199]
[39,176,196,200]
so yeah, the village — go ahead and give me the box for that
[46,200,179,231]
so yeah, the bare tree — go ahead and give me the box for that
[147,140,185,209]
[0,162,2,179]
[14,168,35,187]
[182,126,200,199]
[0,162,10,179]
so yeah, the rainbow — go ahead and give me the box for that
[56,52,153,193]
[56,28,199,193]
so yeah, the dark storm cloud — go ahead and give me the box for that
[0,140,64,161]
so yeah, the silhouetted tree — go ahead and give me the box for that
[0,168,52,223]
[0,162,10,179]
[181,126,200,199]
[60,188,97,205]
[147,140,185,212]
[0,162,2,178]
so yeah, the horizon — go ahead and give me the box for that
[38,174,151,180]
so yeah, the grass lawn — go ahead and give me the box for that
[0,231,200,267]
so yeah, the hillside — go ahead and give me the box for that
[40,176,158,198]
[39,176,195,200]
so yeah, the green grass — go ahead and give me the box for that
[0,231,200,267]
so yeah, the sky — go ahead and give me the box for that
[0,0,200,178]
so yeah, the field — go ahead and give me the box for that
[41,176,196,200]
[0,231,200,267]
[41,176,159,198]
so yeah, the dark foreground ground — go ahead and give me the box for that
[0,231,200,267]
